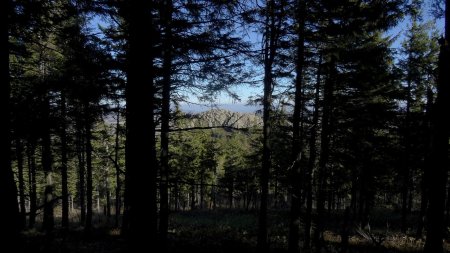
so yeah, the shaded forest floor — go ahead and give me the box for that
[17,209,450,253]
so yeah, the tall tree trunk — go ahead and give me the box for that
[257,0,280,250]
[114,107,121,228]
[416,173,428,238]
[42,97,54,234]
[190,185,196,210]
[424,2,450,251]
[314,58,335,250]
[288,0,305,251]
[121,0,158,249]
[229,180,234,209]
[85,113,93,234]
[1,0,20,244]
[304,53,322,250]
[16,139,26,229]
[200,173,205,209]
[76,120,86,225]
[106,169,111,218]
[60,91,69,228]
[159,0,173,248]
[174,182,179,211]
[401,77,412,233]
[27,141,37,228]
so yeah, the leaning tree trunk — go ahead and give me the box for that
[424,1,450,251]
[287,1,306,252]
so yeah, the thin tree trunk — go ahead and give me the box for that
[314,58,335,250]
[257,0,280,250]
[401,78,412,233]
[42,97,54,234]
[190,185,196,210]
[304,53,322,250]
[229,180,234,209]
[60,91,69,228]
[16,139,26,229]
[27,141,37,228]
[288,0,305,251]
[76,120,86,225]
[200,173,205,209]
[416,176,428,238]
[424,2,450,251]
[106,169,111,218]
[159,0,173,247]
[174,182,179,211]
[85,115,93,234]
[114,106,121,227]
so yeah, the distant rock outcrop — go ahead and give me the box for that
[184,109,262,129]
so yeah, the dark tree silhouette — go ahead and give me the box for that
[42,96,55,234]
[424,1,450,252]
[121,0,158,249]
[257,0,285,251]
[60,91,69,228]
[1,0,20,246]
[159,0,173,248]
[288,0,306,252]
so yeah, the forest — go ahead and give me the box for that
[2,0,450,252]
